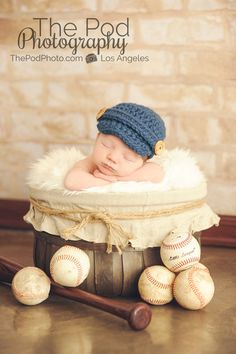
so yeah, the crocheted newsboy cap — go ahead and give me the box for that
[96,102,166,159]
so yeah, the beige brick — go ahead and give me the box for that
[144,0,183,10]
[174,115,210,145]
[128,84,214,111]
[0,0,14,13]
[3,112,12,140]
[0,115,6,141]
[191,150,216,178]
[88,112,99,140]
[101,0,146,12]
[11,80,44,108]
[89,49,175,77]
[0,81,16,107]
[229,15,236,45]
[9,110,87,143]
[0,19,35,46]
[139,18,188,45]
[0,143,44,199]
[219,118,236,144]
[46,54,89,75]
[47,80,125,111]
[160,112,180,148]
[17,0,97,12]
[139,16,224,45]
[208,117,221,145]
[220,151,236,181]
[219,86,236,113]
[9,53,45,78]
[188,0,232,10]
[190,16,224,41]
[0,49,8,74]
[179,51,236,80]
[101,0,183,12]
[207,182,236,215]
[0,19,14,45]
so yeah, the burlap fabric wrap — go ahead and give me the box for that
[24,182,219,253]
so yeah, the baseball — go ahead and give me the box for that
[160,232,201,272]
[12,267,51,306]
[50,245,90,287]
[190,262,210,272]
[173,266,215,310]
[138,265,176,305]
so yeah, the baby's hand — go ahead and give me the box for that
[93,169,117,182]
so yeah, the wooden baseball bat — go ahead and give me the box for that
[0,256,152,331]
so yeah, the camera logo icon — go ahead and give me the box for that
[85,53,98,64]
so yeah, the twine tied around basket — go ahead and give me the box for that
[29,197,206,254]
[29,197,133,254]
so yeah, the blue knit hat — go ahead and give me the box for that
[96,103,166,159]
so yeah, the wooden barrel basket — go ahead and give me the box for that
[33,230,165,297]
[33,230,201,297]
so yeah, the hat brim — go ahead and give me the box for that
[97,118,153,158]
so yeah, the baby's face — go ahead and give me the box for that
[92,133,145,177]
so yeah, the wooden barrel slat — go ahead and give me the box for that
[121,251,144,297]
[143,247,162,268]
[111,252,123,296]
[94,250,115,296]
[33,233,47,272]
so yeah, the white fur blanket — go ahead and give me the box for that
[26,147,205,194]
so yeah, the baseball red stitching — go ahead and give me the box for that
[162,234,193,250]
[192,265,209,273]
[173,280,178,299]
[145,268,172,289]
[188,268,206,308]
[170,257,200,272]
[12,269,50,300]
[50,253,83,285]
[12,284,48,299]
[142,296,170,305]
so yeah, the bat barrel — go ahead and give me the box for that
[128,302,152,331]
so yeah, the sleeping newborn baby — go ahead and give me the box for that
[64,103,166,191]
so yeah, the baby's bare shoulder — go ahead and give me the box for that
[73,156,95,172]
[143,161,164,182]
[144,161,162,170]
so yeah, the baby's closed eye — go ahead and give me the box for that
[123,153,138,162]
[101,141,113,149]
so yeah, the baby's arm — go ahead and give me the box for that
[64,158,115,190]
[117,162,164,183]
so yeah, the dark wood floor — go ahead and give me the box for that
[0,229,235,354]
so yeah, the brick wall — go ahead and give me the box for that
[0,0,236,215]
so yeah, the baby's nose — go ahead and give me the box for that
[108,150,120,163]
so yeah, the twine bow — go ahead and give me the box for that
[29,198,133,254]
